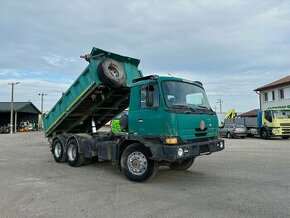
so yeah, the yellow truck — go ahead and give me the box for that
[225,109,290,139]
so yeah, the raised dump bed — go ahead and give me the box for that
[43,48,143,137]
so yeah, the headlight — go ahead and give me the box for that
[177,148,184,157]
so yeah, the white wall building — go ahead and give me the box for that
[254,76,290,111]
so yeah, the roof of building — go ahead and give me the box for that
[239,109,259,117]
[254,75,290,91]
[0,102,41,114]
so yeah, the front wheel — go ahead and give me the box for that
[121,143,158,182]
[170,157,195,170]
[260,129,270,140]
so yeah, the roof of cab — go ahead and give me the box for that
[131,75,203,88]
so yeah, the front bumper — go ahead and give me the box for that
[150,138,225,162]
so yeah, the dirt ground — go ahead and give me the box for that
[0,132,289,218]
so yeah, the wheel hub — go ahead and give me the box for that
[67,144,76,161]
[127,152,148,176]
[54,143,61,158]
[108,65,119,78]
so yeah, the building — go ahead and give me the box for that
[254,75,290,110]
[0,102,41,131]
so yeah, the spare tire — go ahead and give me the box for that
[98,58,127,87]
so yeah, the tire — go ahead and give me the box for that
[282,136,290,139]
[170,157,195,170]
[52,138,67,163]
[260,129,270,140]
[121,143,158,182]
[66,138,85,167]
[98,58,126,88]
[226,132,232,139]
[241,136,245,139]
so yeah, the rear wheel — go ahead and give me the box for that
[282,136,289,139]
[67,138,85,167]
[121,143,158,182]
[170,157,195,170]
[52,138,67,163]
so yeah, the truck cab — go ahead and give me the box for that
[129,76,219,145]
[260,109,290,139]
[107,76,224,180]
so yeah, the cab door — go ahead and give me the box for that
[129,83,163,136]
[263,110,273,128]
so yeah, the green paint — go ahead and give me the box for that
[128,77,219,141]
[43,47,142,137]
[44,48,220,142]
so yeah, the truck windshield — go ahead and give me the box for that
[162,81,211,109]
[272,110,290,119]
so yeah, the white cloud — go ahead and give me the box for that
[0,0,290,112]
[41,55,77,67]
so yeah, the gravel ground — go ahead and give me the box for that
[0,132,289,218]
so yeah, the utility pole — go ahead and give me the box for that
[8,82,20,134]
[216,99,223,113]
[38,93,47,129]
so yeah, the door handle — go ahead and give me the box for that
[138,119,143,123]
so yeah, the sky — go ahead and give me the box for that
[0,0,290,113]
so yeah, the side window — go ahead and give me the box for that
[264,92,268,102]
[140,84,160,108]
[272,91,275,101]
[264,110,272,122]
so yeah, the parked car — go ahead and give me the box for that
[0,125,10,134]
[219,124,248,138]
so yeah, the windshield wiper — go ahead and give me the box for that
[195,105,216,114]
[170,104,196,112]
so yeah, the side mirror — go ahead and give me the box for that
[146,85,154,107]
[146,91,154,107]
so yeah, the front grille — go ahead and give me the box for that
[195,132,207,137]
[280,123,290,127]
[282,129,290,133]
[195,127,207,137]
[195,128,208,132]
[183,137,215,144]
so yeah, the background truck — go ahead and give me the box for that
[44,47,224,181]
[224,109,290,139]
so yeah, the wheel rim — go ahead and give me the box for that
[54,142,62,158]
[227,133,231,138]
[67,144,77,161]
[108,65,120,78]
[127,151,148,176]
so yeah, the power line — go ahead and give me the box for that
[38,93,47,129]
[8,82,20,134]
[216,98,223,113]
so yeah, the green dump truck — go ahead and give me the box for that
[44,48,224,181]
